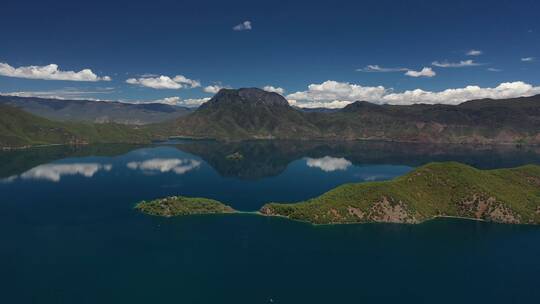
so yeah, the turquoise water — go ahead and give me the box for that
[1,141,539,303]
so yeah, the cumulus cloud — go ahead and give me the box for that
[233,21,252,31]
[357,65,408,72]
[466,49,482,56]
[5,163,113,182]
[288,99,354,109]
[521,57,535,62]
[359,65,436,78]
[127,158,201,175]
[180,97,211,107]
[382,81,540,105]
[0,62,111,82]
[286,80,387,108]
[150,96,210,107]
[405,67,436,78]
[172,75,201,88]
[286,80,540,108]
[263,85,285,94]
[126,75,200,89]
[432,60,481,68]
[306,156,352,172]
[203,85,225,94]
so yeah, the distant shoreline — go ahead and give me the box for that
[3,137,539,151]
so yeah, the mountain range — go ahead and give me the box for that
[1,88,540,148]
[171,88,540,144]
[0,95,192,125]
[0,104,153,148]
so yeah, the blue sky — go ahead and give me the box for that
[1,0,539,107]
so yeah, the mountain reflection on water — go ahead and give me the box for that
[2,140,540,181]
[172,140,540,179]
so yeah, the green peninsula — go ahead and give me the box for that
[260,162,540,225]
[135,196,235,217]
[135,163,540,225]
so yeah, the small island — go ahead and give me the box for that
[135,196,236,217]
[226,151,244,161]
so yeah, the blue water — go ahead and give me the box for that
[1,141,539,303]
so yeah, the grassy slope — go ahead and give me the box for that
[261,162,540,224]
[0,104,154,148]
[135,196,235,217]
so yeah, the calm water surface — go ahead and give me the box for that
[1,141,539,303]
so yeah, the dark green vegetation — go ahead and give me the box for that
[0,95,192,125]
[0,104,154,148]
[135,196,236,217]
[170,88,540,144]
[260,162,540,225]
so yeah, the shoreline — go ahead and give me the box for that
[142,209,539,227]
[4,137,539,151]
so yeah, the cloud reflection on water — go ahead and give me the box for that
[5,163,113,182]
[305,156,352,172]
[126,158,201,174]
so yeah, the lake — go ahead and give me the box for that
[1,140,540,303]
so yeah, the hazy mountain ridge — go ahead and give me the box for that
[0,104,154,148]
[0,95,192,125]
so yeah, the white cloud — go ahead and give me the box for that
[150,96,210,107]
[127,158,201,174]
[151,96,182,106]
[126,75,200,90]
[466,49,483,56]
[0,62,111,82]
[286,80,387,107]
[487,68,502,72]
[10,163,113,182]
[263,85,285,94]
[172,75,201,88]
[306,156,352,172]
[181,97,211,107]
[359,65,435,78]
[405,67,436,78]
[432,60,481,68]
[382,81,540,105]
[140,73,159,78]
[357,65,408,72]
[521,57,535,62]
[286,80,540,108]
[203,85,224,94]
[233,21,252,31]
[289,99,354,109]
